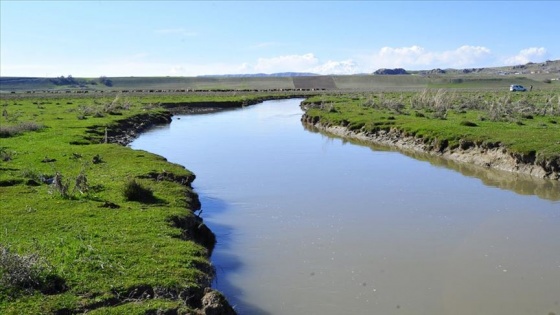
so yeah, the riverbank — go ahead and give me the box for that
[301,92,560,180]
[302,118,559,180]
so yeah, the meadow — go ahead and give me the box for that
[1,70,559,313]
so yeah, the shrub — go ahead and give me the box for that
[99,76,113,87]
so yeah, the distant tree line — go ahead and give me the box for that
[98,76,113,87]
[49,75,80,86]
[48,75,113,87]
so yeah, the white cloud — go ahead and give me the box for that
[169,66,185,75]
[440,45,492,66]
[311,59,358,75]
[367,45,492,70]
[241,53,357,74]
[504,47,548,65]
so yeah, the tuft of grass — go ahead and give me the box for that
[0,147,15,161]
[460,120,478,127]
[123,178,155,203]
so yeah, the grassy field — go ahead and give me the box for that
[1,69,559,313]
[302,90,560,167]
[0,93,286,314]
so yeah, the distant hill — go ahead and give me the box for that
[198,72,319,78]
[416,59,560,76]
[371,60,560,76]
[1,60,558,93]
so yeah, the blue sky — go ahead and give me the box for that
[1,1,558,77]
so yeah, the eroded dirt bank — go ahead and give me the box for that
[301,114,560,181]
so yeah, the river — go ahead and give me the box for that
[131,98,560,315]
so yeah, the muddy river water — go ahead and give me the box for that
[131,98,560,315]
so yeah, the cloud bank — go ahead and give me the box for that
[230,45,496,75]
[1,46,552,77]
[504,47,548,65]
[366,45,493,70]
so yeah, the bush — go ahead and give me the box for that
[123,178,155,203]
[0,122,44,138]
[0,246,66,296]
[99,76,113,87]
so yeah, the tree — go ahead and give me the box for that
[99,76,113,87]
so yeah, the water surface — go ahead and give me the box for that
[131,99,560,315]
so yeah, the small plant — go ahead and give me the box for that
[92,154,103,164]
[431,109,447,120]
[73,170,89,195]
[0,147,14,161]
[41,156,56,163]
[49,172,69,198]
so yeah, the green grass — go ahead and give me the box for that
[0,93,278,313]
[303,90,560,163]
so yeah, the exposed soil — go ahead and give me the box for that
[106,111,173,146]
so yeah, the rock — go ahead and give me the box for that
[201,288,236,315]
[99,201,120,209]
[373,68,408,75]
[429,68,446,74]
